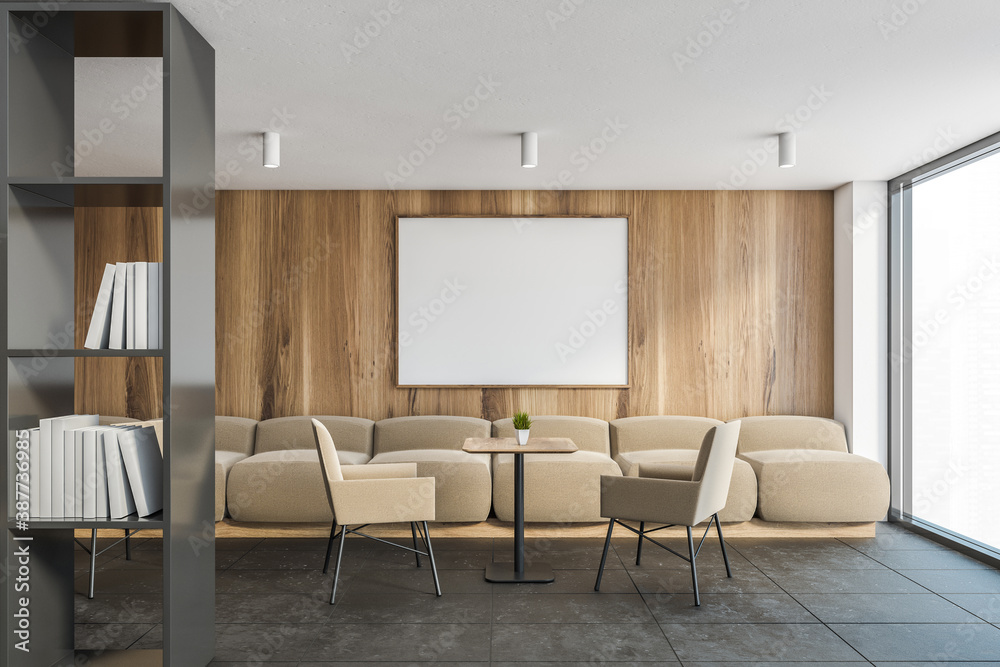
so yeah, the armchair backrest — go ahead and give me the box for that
[311,419,343,512]
[693,420,741,524]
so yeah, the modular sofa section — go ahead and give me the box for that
[610,415,757,522]
[227,416,374,522]
[370,415,492,522]
[215,416,258,521]
[492,415,621,522]
[735,416,890,522]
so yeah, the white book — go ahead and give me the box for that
[104,428,138,519]
[118,426,162,517]
[46,415,99,518]
[147,262,160,349]
[65,428,87,518]
[109,262,128,349]
[158,263,163,346]
[94,429,110,519]
[38,420,54,518]
[28,428,40,517]
[84,264,117,349]
[81,427,108,519]
[135,262,148,349]
[125,262,136,349]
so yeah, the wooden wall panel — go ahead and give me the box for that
[74,206,162,420]
[214,190,834,422]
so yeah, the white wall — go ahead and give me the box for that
[834,181,888,468]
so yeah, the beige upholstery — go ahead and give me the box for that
[734,416,889,522]
[492,416,621,522]
[371,416,492,522]
[610,416,755,522]
[215,451,247,521]
[742,449,890,522]
[225,416,373,522]
[610,415,723,455]
[736,415,848,455]
[214,416,258,521]
[256,416,374,455]
[601,421,742,527]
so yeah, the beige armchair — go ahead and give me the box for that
[311,419,440,604]
[594,420,742,606]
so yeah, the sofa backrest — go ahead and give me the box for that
[256,416,374,455]
[216,416,258,456]
[734,415,849,455]
[609,416,723,456]
[374,415,491,455]
[493,415,610,455]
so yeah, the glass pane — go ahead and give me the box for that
[910,151,1000,549]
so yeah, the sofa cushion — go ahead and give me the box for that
[369,449,491,522]
[226,449,368,523]
[620,449,757,522]
[374,415,491,455]
[741,449,890,522]
[216,416,257,456]
[735,416,848,455]
[609,416,722,456]
[492,450,622,522]
[255,416,374,455]
[492,415,611,455]
[215,450,248,521]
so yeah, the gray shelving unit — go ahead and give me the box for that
[0,4,215,665]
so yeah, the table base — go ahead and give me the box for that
[485,562,555,583]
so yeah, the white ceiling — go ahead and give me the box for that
[75,0,1000,190]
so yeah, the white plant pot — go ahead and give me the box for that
[515,429,530,446]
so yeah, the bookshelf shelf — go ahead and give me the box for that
[7,349,165,358]
[1,4,215,666]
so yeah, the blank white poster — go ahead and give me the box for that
[397,217,628,386]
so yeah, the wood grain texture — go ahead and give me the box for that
[215,190,833,422]
[74,206,163,420]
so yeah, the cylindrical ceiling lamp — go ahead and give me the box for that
[521,131,538,168]
[263,131,280,168]
[778,132,795,168]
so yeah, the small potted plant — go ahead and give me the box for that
[512,411,532,445]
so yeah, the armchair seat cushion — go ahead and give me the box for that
[492,451,622,523]
[740,449,890,522]
[617,450,757,522]
[367,449,492,522]
[214,451,248,522]
[227,449,369,523]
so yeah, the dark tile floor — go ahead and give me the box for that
[73,522,1000,665]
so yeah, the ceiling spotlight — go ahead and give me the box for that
[521,132,538,168]
[263,131,280,168]
[778,131,795,168]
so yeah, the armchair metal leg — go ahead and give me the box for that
[323,522,337,574]
[330,524,348,605]
[411,522,422,568]
[88,530,98,600]
[594,518,615,591]
[636,521,644,566]
[420,521,441,596]
[686,526,700,606]
[714,513,732,578]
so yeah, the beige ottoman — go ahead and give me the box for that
[741,449,890,522]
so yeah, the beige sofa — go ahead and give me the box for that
[367,416,492,522]
[226,416,374,522]
[492,415,622,523]
[735,415,889,522]
[609,416,757,522]
[214,416,258,521]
